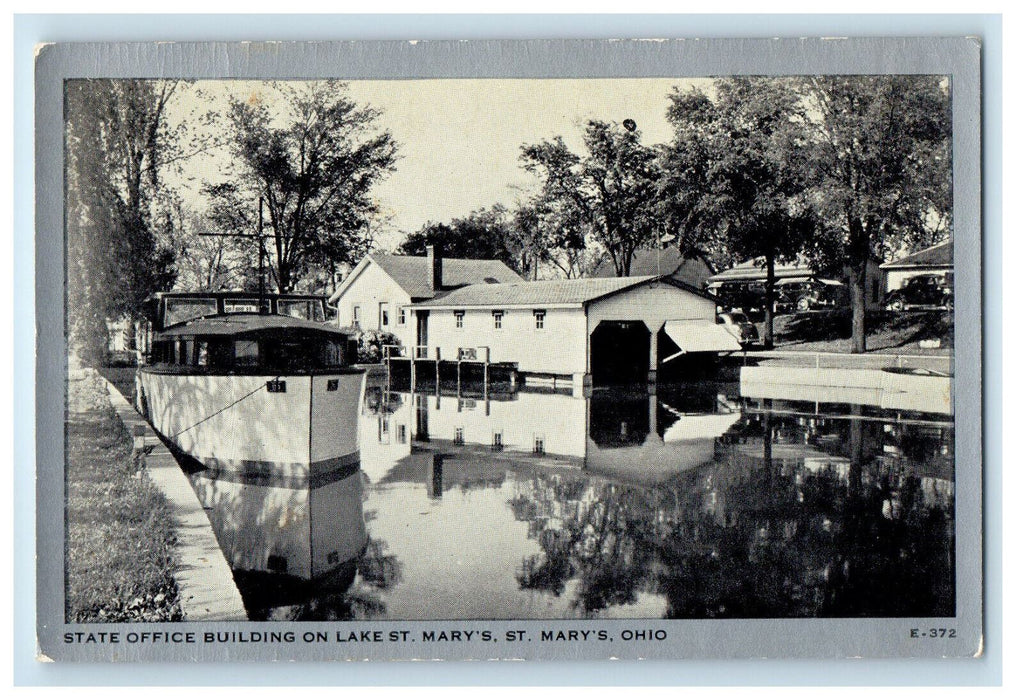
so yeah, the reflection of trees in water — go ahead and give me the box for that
[508,448,954,618]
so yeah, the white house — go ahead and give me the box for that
[327,246,522,346]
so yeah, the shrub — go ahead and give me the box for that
[343,328,402,364]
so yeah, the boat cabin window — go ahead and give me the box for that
[224,299,259,314]
[278,299,325,322]
[164,298,218,326]
[152,333,346,370]
[234,340,260,366]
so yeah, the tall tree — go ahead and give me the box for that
[520,120,660,277]
[509,196,595,279]
[801,75,951,353]
[664,78,815,348]
[65,79,180,363]
[217,81,398,292]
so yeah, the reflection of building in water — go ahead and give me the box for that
[359,376,745,490]
[189,467,367,580]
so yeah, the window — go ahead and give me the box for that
[534,310,546,329]
[352,305,361,328]
[397,424,407,445]
[493,311,504,329]
[454,427,465,446]
[165,298,217,326]
[454,310,465,329]
[379,302,390,327]
[492,432,504,451]
[279,299,324,322]
[224,299,259,314]
[234,340,259,366]
[398,307,407,325]
[533,435,545,455]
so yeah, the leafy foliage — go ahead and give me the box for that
[520,120,661,277]
[799,76,952,351]
[65,80,181,364]
[397,206,522,272]
[214,81,398,292]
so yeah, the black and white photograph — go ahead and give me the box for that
[33,37,984,663]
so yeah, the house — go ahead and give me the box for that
[705,256,884,312]
[880,240,953,293]
[327,246,522,344]
[591,247,715,289]
[412,274,739,388]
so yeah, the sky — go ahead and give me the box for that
[165,78,713,251]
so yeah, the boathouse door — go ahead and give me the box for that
[416,310,429,357]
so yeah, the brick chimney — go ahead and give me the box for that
[427,245,443,292]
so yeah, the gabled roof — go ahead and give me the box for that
[880,241,952,269]
[415,276,663,308]
[329,253,521,303]
[592,248,714,286]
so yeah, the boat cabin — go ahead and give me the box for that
[142,292,356,374]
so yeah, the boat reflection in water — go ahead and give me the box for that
[187,465,381,621]
[194,373,955,620]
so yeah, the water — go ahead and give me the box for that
[188,378,955,621]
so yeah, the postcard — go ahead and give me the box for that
[35,37,983,662]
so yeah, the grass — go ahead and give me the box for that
[760,310,953,355]
[65,371,183,622]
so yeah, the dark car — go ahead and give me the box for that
[775,279,849,313]
[717,311,760,347]
[885,274,953,312]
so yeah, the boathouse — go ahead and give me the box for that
[412,275,739,387]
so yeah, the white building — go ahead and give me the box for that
[333,249,739,388]
[327,246,521,344]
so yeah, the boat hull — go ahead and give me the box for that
[139,370,366,479]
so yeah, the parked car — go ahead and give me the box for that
[775,279,849,313]
[885,274,953,312]
[711,280,766,314]
[717,311,760,347]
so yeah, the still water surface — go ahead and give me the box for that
[188,378,955,621]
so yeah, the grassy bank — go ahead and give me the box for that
[761,310,953,355]
[65,370,183,622]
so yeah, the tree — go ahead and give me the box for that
[216,81,398,292]
[396,205,521,272]
[663,78,816,348]
[65,79,181,363]
[801,76,951,353]
[520,120,661,277]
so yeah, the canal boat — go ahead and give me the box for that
[137,292,365,479]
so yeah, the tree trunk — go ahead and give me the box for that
[763,255,776,350]
[847,217,869,354]
[849,260,867,354]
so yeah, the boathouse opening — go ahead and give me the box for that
[590,320,650,386]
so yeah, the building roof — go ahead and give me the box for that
[329,253,521,303]
[880,241,952,269]
[592,248,714,287]
[415,276,666,308]
[706,257,819,284]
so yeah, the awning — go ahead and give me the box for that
[662,320,742,357]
